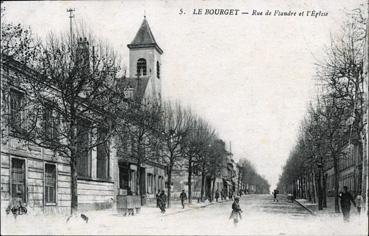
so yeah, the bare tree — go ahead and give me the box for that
[114,99,162,203]
[159,101,192,207]
[2,27,123,214]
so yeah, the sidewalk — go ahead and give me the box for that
[294,197,360,216]
[2,199,232,235]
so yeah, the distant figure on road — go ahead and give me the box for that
[156,190,161,208]
[180,190,187,209]
[158,190,167,213]
[229,196,243,226]
[273,189,279,202]
[215,189,220,202]
[355,194,363,215]
[339,186,356,222]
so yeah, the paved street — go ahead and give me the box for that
[1,194,367,235]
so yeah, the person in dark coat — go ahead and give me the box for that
[339,186,356,222]
[156,190,161,208]
[229,197,242,226]
[158,190,167,213]
[273,189,279,202]
[180,190,187,209]
[215,189,220,202]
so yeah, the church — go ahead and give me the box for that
[114,16,166,209]
[0,17,166,215]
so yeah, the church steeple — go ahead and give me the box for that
[127,17,163,54]
[127,17,162,102]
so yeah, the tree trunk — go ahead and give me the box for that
[187,156,192,203]
[357,142,363,194]
[322,173,327,208]
[70,156,78,215]
[333,155,340,213]
[70,120,78,215]
[136,161,142,205]
[307,173,312,202]
[317,170,323,210]
[211,177,216,201]
[200,162,205,202]
[312,170,318,204]
[167,161,173,208]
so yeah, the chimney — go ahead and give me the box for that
[76,37,90,73]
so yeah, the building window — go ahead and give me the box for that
[130,169,136,194]
[76,119,91,178]
[97,127,109,180]
[11,158,26,204]
[156,61,160,78]
[147,173,154,194]
[43,105,60,141]
[10,89,25,132]
[136,58,147,76]
[45,164,56,204]
[158,176,162,190]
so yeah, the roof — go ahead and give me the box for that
[127,17,163,54]
[117,76,150,103]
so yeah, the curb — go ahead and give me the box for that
[293,199,316,216]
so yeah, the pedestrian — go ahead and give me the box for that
[355,194,363,215]
[158,190,167,213]
[229,196,243,226]
[156,190,161,208]
[215,189,220,202]
[180,190,187,209]
[273,189,278,202]
[338,186,356,222]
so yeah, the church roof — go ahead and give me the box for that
[117,75,150,103]
[127,17,163,54]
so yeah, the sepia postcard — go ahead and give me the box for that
[0,0,368,235]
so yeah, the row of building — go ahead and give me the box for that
[1,17,256,215]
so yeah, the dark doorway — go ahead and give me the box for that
[119,162,129,190]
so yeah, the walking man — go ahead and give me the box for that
[339,186,356,222]
[180,190,187,209]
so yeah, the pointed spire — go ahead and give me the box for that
[127,17,163,54]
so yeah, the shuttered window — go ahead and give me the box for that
[137,58,147,76]
[76,120,91,178]
[11,158,26,203]
[45,164,56,204]
[10,89,25,132]
[97,128,109,180]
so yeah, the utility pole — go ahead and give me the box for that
[67,8,75,49]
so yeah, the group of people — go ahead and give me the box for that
[155,188,243,226]
[155,189,188,213]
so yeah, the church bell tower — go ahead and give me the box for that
[127,16,163,101]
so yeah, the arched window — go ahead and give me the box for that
[156,61,160,79]
[137,58,147,76]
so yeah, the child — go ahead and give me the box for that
[229,197,243,226]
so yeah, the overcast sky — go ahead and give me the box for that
[3,0,364,189]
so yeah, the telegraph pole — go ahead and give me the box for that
[67,8,75,49]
